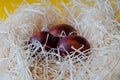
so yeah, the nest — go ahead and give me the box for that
[0,0,120,80]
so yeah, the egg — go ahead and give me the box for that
[29,31,59,52]
[57,35,90,56]
[50,24,78,38]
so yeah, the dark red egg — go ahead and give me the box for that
[50,24,78,38]
[29,31,59,52]
[57,35,90,56]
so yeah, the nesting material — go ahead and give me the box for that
[0,0,120,80]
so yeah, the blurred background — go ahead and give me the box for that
[0,0,119,22]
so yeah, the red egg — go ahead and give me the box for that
[50,24,78,38]
[29,31,59,52]
[57,35,90,56]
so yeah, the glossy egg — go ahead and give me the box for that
[50,24,78,38]
[29,31,59,52]
[57,35,90,56]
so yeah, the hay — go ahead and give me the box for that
[0,0,120,80]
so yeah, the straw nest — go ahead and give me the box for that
[0,0,120,80]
